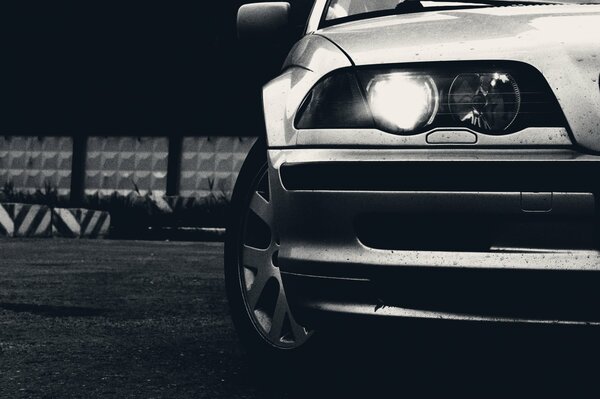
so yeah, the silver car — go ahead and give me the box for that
[225,0,600,361]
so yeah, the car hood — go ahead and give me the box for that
[317,4,600,151]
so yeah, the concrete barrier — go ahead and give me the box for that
[53,208,111,238]
[0,204,111,239]
[52,208,81,238]
[0,203,14,237]
[78,209,111,238]
[7,203,52,238]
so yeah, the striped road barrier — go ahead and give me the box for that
[78,209,111,238]
[52,208,81,238]
[7,203,52,238]
[0,203,14,237]
[52,208,111,238]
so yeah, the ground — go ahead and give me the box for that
[1,239,600,398]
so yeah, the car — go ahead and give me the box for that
[225,0,600,361]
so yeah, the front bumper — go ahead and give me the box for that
[268,148,600,326]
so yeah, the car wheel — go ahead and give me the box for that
[225,140,314,363]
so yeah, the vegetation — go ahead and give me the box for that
[1,180,231,237]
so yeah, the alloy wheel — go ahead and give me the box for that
[239,166,311,349]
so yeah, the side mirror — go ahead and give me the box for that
[237,2,291,42]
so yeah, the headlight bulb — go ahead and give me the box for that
[366,73,439,133]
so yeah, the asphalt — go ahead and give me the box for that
[1,239,600,398]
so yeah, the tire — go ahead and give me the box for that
[224,139,315,365]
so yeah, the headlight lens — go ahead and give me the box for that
[295,62,564,135]
[366,73,439,133]
[448,72,520,131]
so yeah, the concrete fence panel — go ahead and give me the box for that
[0,135,257,222]
[180,137,256,199]
[85,136,169,196]
[0,136,72,196]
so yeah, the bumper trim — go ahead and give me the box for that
[280,160,600,192]
[280,249,600,279]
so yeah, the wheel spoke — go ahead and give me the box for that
[242,245,269,270]
[245,266,270,310]
[242,245,274,310]
[249,191,273,226]
[269,292,288,341]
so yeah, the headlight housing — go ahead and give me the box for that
[295,61,565,135]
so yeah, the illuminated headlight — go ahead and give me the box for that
[295,62,565,135]
[366,73,439,133]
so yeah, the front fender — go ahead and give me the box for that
[262,34,351,147]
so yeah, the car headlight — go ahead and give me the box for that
[295,62,564,135]
[366,73,439,133]
[448,72,520,131]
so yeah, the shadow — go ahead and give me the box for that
[0,302,108,318]
[252,319,600,398]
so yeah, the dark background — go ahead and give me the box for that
[1,1,315,134]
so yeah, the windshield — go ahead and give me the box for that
[323,0,598,25]
[326,0,406,20]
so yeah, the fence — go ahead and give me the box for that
[0,135,257,232]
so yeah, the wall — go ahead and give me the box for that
[0,135,256,202]
[0,136,73,196]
